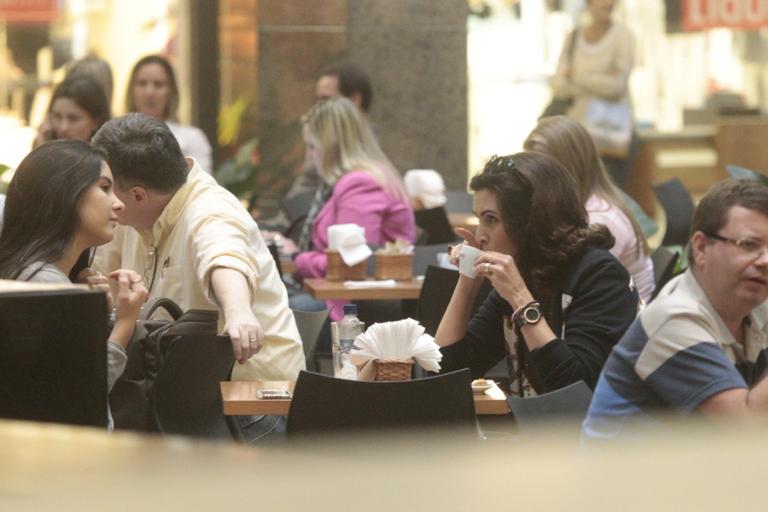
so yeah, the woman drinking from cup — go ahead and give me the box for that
[436,152,638,395]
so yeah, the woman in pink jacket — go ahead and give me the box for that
[286,97,415,321]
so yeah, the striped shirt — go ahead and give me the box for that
[583,270,768,440]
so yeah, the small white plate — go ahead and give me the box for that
[471,379,493,394]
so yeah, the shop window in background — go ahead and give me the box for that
[0,0,187,188]
[467,0,768,179]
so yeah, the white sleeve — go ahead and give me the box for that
[185,127,213,173]
[106,341,128,391]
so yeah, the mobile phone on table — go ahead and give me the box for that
[256,389,292,399]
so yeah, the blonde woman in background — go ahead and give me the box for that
[125,55,212,172]
[287,97,415,321]
[524,115,654,303]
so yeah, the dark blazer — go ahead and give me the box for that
[440,247,639,393]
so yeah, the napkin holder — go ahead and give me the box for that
[373,358,414,381]
[326,250,368,281]
[374,253,413,281]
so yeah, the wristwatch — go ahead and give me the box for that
[513,302,542,329]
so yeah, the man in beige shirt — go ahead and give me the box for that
[92,114,304,384]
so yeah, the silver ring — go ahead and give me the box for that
[484,262,491,273]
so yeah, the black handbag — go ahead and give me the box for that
[109,298,219,431]
[539,29,579,120]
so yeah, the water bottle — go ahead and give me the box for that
[334,304,364,380]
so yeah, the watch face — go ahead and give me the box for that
[523,306,541,324]
[515,304,542,328]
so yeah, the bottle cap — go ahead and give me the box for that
[343,304,358,316]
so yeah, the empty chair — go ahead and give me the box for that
[652,178,695,247]
[726,164,762,181]
[150,334,237,440]
[650,246,680,300]
[416,266,461,336]
[267,242,283,275]
[292,308,329,372]
[414,207,457,245]
[618,189,658,239]
[285,369,477,438]
[725,164,768,187]
[506,380,593,435]
[0,286,109,428]
[412,244,450,276]
[281,191,314,240]
[415,265,492,337]
[444,190,473,213]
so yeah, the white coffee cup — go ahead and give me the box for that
[458,245,482,278]
[436,252,458,270]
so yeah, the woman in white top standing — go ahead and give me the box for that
[525,115,654,303]
[125,55,212,172]
[550,0,634,189]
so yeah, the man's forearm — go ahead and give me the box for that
[210,267,263,363]
[210,267,251,316]
[699,375,768,418]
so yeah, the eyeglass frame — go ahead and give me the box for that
[704,232,768,259]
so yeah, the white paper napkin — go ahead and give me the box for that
[328,223,372,266]
[404,169,446,209]
[343,280,396,288]
[349,318,442,372]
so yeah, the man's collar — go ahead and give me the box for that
[749,300,768,331]
[144,158,202,245]
[685,269,768,344]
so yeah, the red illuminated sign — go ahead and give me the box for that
[683,0,768,30]
[0,0,58,23]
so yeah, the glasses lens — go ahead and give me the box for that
[737,238,765,256]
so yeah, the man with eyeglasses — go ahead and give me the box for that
[583,179,768,440]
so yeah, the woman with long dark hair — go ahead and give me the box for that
[0,140,147,411]
[29,75,113,280]
[436,152,638,395]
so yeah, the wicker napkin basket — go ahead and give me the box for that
[373,358,414,381]
[374,253,413,281]
[325,250,368,281]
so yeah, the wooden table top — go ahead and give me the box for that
[221,380,296,416]
[5,417,768,510]
[221,379,510,416]
[636,124,716,142]
[279,257,295,274]
[303,277,422,300]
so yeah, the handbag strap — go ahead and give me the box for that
[140,297,184,321]
[160,309,219,337]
